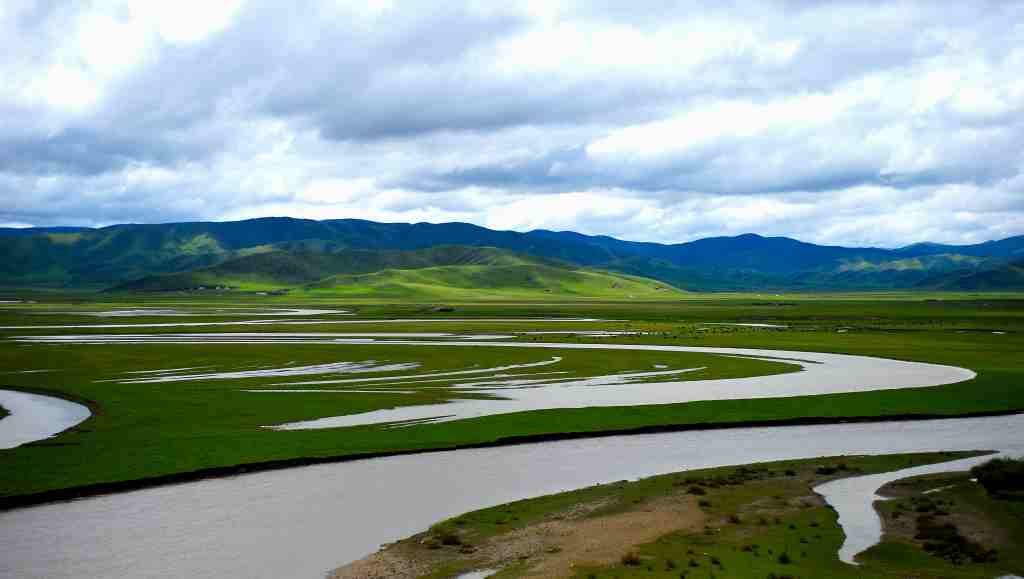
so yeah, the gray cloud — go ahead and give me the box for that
[0,0,1022,246]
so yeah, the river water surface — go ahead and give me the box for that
[0,390,90,450]
[1,414,1021,579]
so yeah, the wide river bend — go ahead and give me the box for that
[0,414,1021,579]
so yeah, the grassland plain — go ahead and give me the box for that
[0,293,1022,504]
[337,452,1024,579]
[0,338,793,500]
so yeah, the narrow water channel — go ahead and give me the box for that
[815,453,1003,564]
[0,390,90,450]
[0,414,1020,579]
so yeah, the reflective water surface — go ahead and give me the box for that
[0,390,91,450]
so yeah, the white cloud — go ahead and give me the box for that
[484,191,656,234]
[586,92,853,160]
[132,0,244,45]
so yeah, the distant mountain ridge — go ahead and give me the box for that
[0,217,1022,291]
[114,245,560,290]
[918,258,1024,291]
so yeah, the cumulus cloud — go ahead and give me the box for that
[0,0,1022,247]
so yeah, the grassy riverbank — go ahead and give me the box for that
[873,467,1024,575]
[1,294,1022,503]
[333,451,1024,578]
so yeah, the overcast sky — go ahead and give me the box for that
[2,1,1023,247]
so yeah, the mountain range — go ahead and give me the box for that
[1,217,1022,293]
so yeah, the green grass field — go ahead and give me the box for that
[1,293,1022,503]
[0,336,792,499]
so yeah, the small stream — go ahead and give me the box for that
[815,453,1014,564]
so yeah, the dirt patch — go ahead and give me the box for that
[513,493,703,577]
[330,548,435,579]
[330,493,704,579]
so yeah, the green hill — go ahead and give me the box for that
[919,259,1024,291]
[307,264,677,300]
[3,216,1022,291]
[112,246,683,300]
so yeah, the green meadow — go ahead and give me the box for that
[0,293,1022,504]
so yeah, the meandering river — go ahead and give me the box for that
[12,335,977,428]
[1,414,1021,579]
[0,335,1011,577]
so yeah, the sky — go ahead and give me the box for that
[2,0,1023,248]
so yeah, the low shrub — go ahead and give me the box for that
[972,458,1024,500]
[621,552,642,566]
[437,531,461,546]
[916,515,998,564]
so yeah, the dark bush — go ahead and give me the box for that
[972,458,1024,500]
[621,552,642,566]
[437,530,461,546]
[915,515,998,564]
